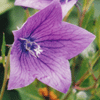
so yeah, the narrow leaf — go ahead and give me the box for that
[95,16,100,50]
[1,33,6,66]
[82,4,94,29]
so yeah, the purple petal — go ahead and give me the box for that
[61,0,78,17]
[8,41,36,90]
[8,40,71,93]
[13,0,62,41]
[37,56,71,93]
[14,0,77,18]
[15,0,53,9]
[35,22,95,60]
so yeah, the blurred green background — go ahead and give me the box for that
[0,0,100,100]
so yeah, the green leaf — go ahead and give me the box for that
[83,0,94,11]
[90,51,99,69]
[2,90,21,100]
[0,58,2,63]
[82,4,94,30]
[16,82,43,100]
[86,0,94,11]
[91,95,100,100]
[8,6,24,31]
[76,58,89,81]
[93,57,100,72]
[1,33,6,66]
[96,88,100,98]
[0,0,14,15]
[81,78,90,87]
[95,16,100,50]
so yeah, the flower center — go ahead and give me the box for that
[20,38,43,57]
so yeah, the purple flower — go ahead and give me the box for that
[8,1,95,93]
[14,0,78,18]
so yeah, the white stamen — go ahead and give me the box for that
[34,42,43,57]
[28,49,37,58]
[66,0,68,3]
[20,38,27,40]
[20,38,43,57]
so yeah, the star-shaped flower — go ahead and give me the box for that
[8,1,95,93]
[14,0,78,18]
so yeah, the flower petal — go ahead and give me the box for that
[15,0,53,10]
[36,22,95,60]
[8,41,36,90]
[8,40,71,93]
[13,0,62,41]
[37,56,71,93]
[61,0,78,18]
[14,0,77,18]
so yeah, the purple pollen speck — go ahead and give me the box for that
[8,1,95,93]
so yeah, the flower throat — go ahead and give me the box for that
[20,38,43,57]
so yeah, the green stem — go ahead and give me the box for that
[74,74,100,91]
[25,8,30,18]
[75,4,82,26]
[75,53,99,86]
[79,9,86,27]
[0,50,10,100]
[61,88,72,100]
[75,70,89,86]
[72,57,76,86]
